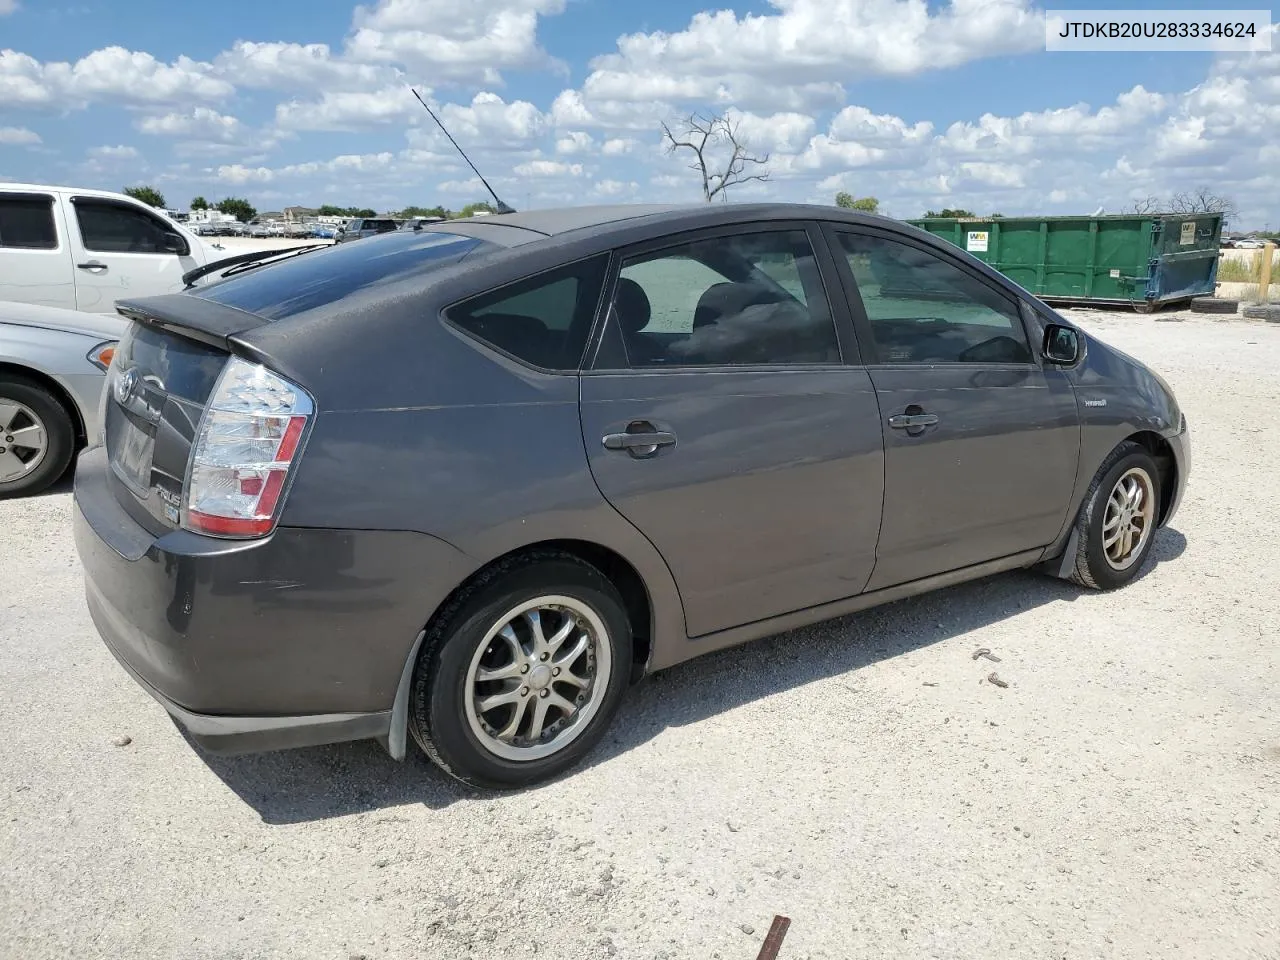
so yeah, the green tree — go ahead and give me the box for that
[190,196,209,210]
[215,196,257,222]
[924,208,976,219]
[124,185,166,209]
[836,192,880,214]
[458,201,496,218]
[355,208,377,218]
[399,205,447,219]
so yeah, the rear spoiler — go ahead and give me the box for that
[115,294,271,350]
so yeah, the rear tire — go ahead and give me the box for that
[0,375,75,499]
[409,551,633,790]
[1069,442,1162,591]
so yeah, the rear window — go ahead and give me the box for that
[196,231,498,320]
[0,194,58,249]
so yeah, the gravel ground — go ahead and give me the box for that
[2,308,1279,960]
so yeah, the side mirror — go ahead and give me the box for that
[1043,323,1082,365]
[161,231,189,256]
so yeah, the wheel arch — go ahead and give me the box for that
[385,537,657,762]
[1123,430,1177,525]
[0,361,87,447]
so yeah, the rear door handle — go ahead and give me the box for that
[77,261,108,272]
[887,413,939,429]
[602,424,677,457]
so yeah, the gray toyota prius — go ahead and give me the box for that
[72,203,1189,789]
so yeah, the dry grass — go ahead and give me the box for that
[1217,250,1280,283]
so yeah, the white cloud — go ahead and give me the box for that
[216,164,276,185]
[88,145,140,160]
[574,0,1043,118]
[274,86,423,131]
[346,0,568,85]
[592,178,638,196]
[136,107,244,143]
[214,41,392,91]
[513,159,583,177]
[0,0,18,15]
[601,137,639,156]
[0,46,231,109]
[0,125,39,145]
[555,131,595,155]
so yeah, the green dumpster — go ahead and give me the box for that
[905,213,1223,312]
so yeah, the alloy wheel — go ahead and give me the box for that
[464,595,612,762]
[1102,467,1155,571]
[0,399,48,486]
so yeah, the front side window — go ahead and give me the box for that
[0,194,58,249]
[835,232,1032,364]
[612,229,839,367]
[446,255,609,371]
[74,200,184,255]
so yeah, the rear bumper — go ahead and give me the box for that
[73,445,476,753]
[98,627,391,754]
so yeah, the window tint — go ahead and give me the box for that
[0,194,58,249]
[612,230,838,367]
[836,232,1032,364]
[200,230,498,320]
[447,255,609,371]
[75,200,182,254]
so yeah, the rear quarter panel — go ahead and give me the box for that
[243,291,687,663]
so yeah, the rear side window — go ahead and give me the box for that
[74,200,179,254]
[0,194,57,249]
[446,255,609,371]
[198,231,499,320]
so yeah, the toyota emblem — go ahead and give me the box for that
[114,366,139,406]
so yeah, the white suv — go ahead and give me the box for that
[0,183,216,314]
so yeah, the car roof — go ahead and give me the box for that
[428,202,890,249]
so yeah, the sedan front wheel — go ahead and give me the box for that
[1070,441,1162,590]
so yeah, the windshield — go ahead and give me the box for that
[194,230,498,320]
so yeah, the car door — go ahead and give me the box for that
[579,223,885,638]
[62,194,201,313]
[0,191,77,309]
[825,224,1080,591]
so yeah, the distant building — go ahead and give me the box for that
[284,206,319,223]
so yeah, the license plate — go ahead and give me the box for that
[112,416,155,492]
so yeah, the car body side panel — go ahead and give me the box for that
[0,323,114,440]
[580,367,884,638]
[1029,312,1188,559]
[863,364,1080,590]
[267,317,690,673]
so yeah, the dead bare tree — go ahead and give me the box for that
[1130,186,1238,225]
[1168,186,1239,225]
[1129,196,1162,215]
[660,113,770,202]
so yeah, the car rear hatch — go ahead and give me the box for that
[101,295,268,534]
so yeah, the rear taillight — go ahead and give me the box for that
[183,357,313,538]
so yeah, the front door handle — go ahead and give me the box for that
[602,422,677,458]
[77,261,108,273]
[887,413,939,429]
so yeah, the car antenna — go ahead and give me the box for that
[410,87,515,215]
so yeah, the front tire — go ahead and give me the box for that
[0,375,76,500]
[409,552,633,789]
[1070,442,1162,590]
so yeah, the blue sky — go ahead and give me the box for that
[1,0,1277,227]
